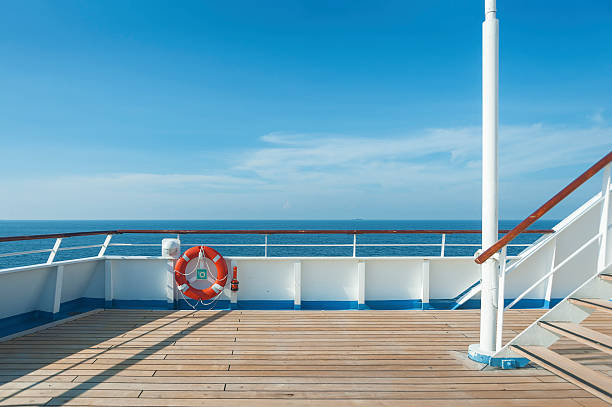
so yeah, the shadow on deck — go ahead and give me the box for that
[0,309,609,406]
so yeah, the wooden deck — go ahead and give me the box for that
[0,309,610,406]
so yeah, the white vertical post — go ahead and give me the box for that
[264,234,268,257]
[597,164,611,272]
[353,234,357,258]
[52,265,64,315]
[495,246,506,352]
[440,234,446,257]
[98,234,112,257]
[544,239,557,307]
[294,261,301,310]
[47,238,62,264]
[105,260,113,309]
[421,260,430,307]
[479,0,500,355]
[357,261,365,309]
[166,259,175,309]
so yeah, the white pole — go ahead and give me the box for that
[495,246,506,352]
[597,164,611,272]
[480,0,500,354]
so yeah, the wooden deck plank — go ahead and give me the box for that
[40,397,597,407]
[0,381,578,392]
[568,299,612,314]
[0,309,608,405]
[539,322,612,356]
[510,345,612,403]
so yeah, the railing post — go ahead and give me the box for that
[421,260,430,308]
[597,164,611,272]
[167,258,176,310]
[47,238,62,264]
[357,261,365,309]
[264,234,268,257]
[544,238,557,308]
[353,234,357,258]
[294,261,301,310]
[440,234,446,257]
[495,246,506,352]
[98,234,112,257]
[52,265,64,317]
[105,260,113,309]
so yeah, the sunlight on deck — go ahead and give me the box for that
[0,309,610,406]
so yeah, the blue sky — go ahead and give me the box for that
[0,0,610,219]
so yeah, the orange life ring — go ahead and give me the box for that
[174,246,228,301]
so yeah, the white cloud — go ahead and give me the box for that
[237,123,611,188]
[588,108,605,125]
[1,123,610,219]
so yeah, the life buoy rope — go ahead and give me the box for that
[174,246,228,301]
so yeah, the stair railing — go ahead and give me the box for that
[475,150,612,352]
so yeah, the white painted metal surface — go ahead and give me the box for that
[47,238,62,264]
[104,260,113,305]
[597,164,611,271]
[491,173,612,356]
[495,246,506,351]
[98,235,112,257]
[52,265,63,314]
[421,260,430,305]
[480,0,500,355]
[293,261,301,308]
[494,263,612,360]
[357,262,365,307]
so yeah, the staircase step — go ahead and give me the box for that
[510,345,612,403]
[539,321,612,355]
[600,273,612,282]
[568,298,612,313]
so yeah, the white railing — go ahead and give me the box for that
[0,230,544,271]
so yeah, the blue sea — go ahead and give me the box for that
[0,220,557,269]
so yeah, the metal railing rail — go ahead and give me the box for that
[476,151,612,264]
[0,228,552,243]
[0,229,552,265]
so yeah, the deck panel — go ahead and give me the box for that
[0,309,609,406]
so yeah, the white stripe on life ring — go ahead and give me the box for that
[182,254,190,262]
[212,255,220,263]
[178,284,189,292]
[211,283,224,293]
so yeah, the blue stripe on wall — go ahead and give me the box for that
[301,301,358,310]
[60,297,104,314]
[0,297,567,338]
[0,310,53,338]
[238,300,293,310]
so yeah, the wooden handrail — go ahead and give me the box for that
[0,228,553,243]
[475,150,612,264]
[115,229,552,235]
[0,230,121,242]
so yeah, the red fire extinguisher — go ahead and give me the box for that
[231,266,239,292]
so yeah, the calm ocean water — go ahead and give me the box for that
[0,220,557,269]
